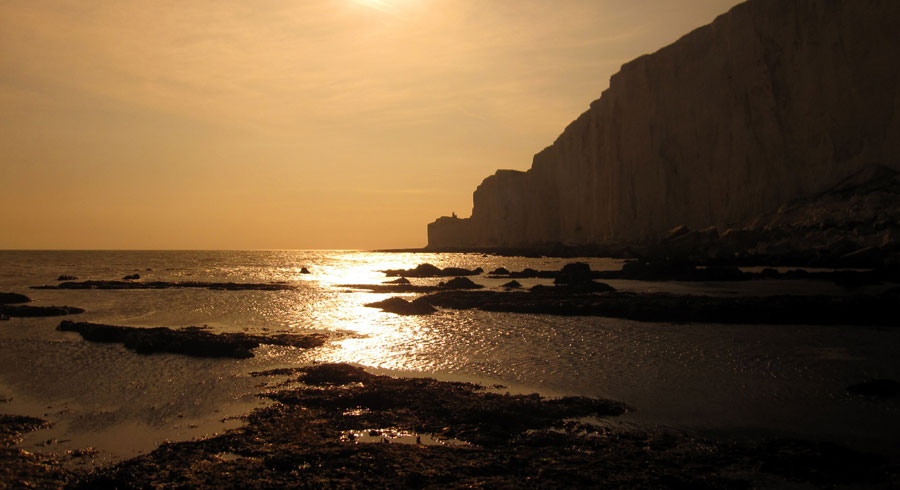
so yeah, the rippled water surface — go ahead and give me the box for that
[0,250,898,462]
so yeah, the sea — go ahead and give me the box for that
[0,250,898,465]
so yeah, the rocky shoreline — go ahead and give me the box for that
[3,363,896,488]
[3,258,899,487]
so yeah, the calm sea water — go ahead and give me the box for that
[0,250,898,463]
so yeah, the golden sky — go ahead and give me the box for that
[1,0,741,250]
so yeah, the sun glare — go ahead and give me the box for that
[352,0,399,12]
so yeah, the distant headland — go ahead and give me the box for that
[427,0,900,266]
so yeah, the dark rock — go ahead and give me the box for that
[296,363,373,386]
[554,262,593,285]
[490,267,510,275]
[846,379,900,398]
[760,268,780,279]
[0,414,50,437]
[839,247,884,268]
[70,363,893,489]
[832,270,880,288]
[122,274,140,280]
[508,267,542,278]
[702,265,745,281]
[0,305,84,318]
[364,297,437,315]
[531,282,615,293]
[720,228,762,250]
[438,277,483,289]
[300,267,311,274]
[56,321,325,358]
[422,289,898,326]
[783,269,810,279]
[502,280,522,289]
[0,414,66,488]
[33,280,296,291]
[664,225,691,242]
[56,275,77,281]
[385,277,411,284]
[383,263,483,278]
[0,292,31,305]
[340,283,440,293]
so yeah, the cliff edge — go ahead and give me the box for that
[427,0,900,258]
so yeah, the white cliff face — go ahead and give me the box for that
[428,0,900,249]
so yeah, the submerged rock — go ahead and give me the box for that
[365,297,437,315]
[56,321,325,358]
[122,274,140,280]
[0,292,31,305]
[489,267,510,275]
[56,275,77,281]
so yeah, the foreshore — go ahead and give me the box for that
[2,257,899,487]
[4,363,898,488]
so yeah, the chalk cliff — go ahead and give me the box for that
[427,0,900,251]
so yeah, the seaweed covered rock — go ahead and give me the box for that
[384,277,411,284]
[0,415,68,488]
[34,280,297,291]
[0,304,84,318]
[438,277,483,289]
[0,292,30,305]
[383,263,483,278]
[56,321,325,358]
[70,363,897,489]
[365,297,437,315]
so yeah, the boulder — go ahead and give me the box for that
[57,275,78,281]
[385,277,411,284]
[438,277,484,289]
[554,263,593,285]
[501,280,522,289]
[365,297,437,315]
[122,274,140,280]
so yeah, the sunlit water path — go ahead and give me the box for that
[0,250,898,463]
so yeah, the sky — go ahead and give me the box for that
[0,0,743,250]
